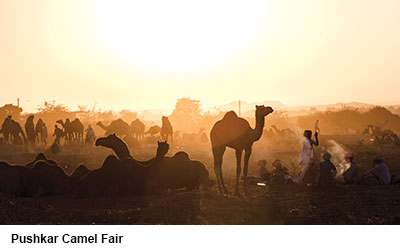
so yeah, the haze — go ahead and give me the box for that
[0,0,399,113]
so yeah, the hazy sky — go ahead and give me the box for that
[1,0,399,113]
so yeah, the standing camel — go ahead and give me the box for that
[161,116,173,144]
[130,119,145,141]
[35,118,46,145]
[0,115,12,144]
[96,119,131,139]
[71,118,84,144]
[56,119,73,146]
[25,115,36,147]
[210,105,273,195]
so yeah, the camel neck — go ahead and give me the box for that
[251,115,265,141]
[116,145,131,160]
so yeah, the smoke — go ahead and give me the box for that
[323,140,350,177]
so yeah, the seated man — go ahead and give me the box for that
[257,160,268,181]
[361,155,391,185]
[343,152,358,184]
[318,152,337,187]
[271,159,289,184]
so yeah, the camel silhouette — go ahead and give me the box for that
[96,134,132,160]
[146,125,161,137]
[210,105,273,194]
[0,161,27,195]
[161,116,173,144]
[57,118,84,145]
[0,116,26,145]
[71,118,84,144]
[96,119,130,139]
[149,151,209,192]
[25,153,57,168]
[130,119,145,141]
[25,115,36,147]
[95,134,209,192]
[0,116,12,144]
[35,118,46,145]
[20,160,84,197]
[77,141,169,197]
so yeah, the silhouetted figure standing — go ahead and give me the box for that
[297,130,319,183]
[85,125,96,145]
[41,122,48,146]
[53,125,64,145]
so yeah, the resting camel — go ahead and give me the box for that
[25,153,57,168]
[96,119,130,139]
[161,116,173,144]
[210,105,274,195]
[25,115,36,147]
[130,119,145,141]
[96,134,210,192]
[77,141,169,197]
[0,161,27,195]
[20,160,88,197]
[149,151,209,192]
[146,125,161,137]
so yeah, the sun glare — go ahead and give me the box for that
[93,0,268,72]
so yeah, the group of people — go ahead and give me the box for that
[296,129,391,186]
[261,129,392,187]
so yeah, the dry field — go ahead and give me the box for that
[1,134,400,225]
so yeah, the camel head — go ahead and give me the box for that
[56,119,63,125]
[157,141,169,157]
[95,133,122,148]
[255,105,274,118]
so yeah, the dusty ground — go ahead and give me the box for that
[1,182,400,225]
[1,135,400,225]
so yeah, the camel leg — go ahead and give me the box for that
[243,146,252,194]
[212,146,228,194]
[235,149,243,195]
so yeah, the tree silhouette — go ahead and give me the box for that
[170,98,201,133]
[37,100,69,113]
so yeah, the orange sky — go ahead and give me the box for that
[0,0,399,113]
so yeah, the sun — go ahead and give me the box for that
[92,0,268,72]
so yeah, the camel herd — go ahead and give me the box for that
[0,105,275,197]
[0,135,210,198]
[95,116,173,144]
[0,113,174,149]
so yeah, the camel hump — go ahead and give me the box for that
[223,111,238,120]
